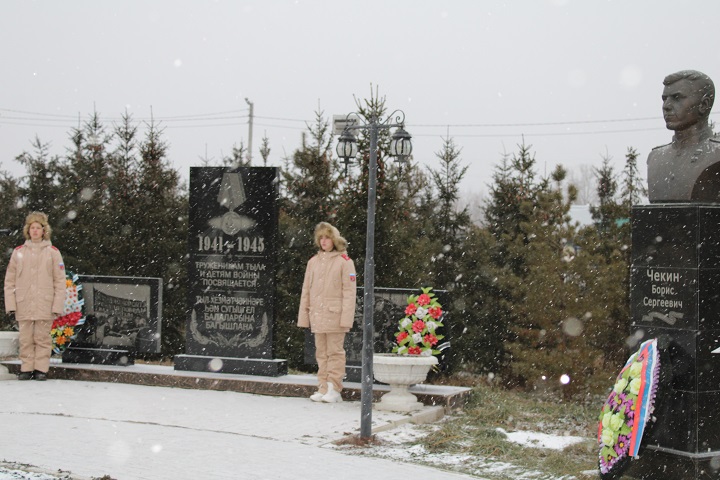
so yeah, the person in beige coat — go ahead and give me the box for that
[298,222,356,403]
[4,212,66,380]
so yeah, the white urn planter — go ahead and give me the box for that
[373,353,438,412]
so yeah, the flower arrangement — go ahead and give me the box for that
[598,338,660,478]
[393,287,444,356]
[51,272,85,354]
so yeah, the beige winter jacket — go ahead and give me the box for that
[297,250,356,333]
[4,240,66,321]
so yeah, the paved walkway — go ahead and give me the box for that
[0,372,476,480]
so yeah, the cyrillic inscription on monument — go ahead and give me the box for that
[631,267,696,330]
[186,167,278,359]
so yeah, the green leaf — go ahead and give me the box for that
[601,446,616,460]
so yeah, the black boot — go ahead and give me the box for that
[17,371,33,381]
[32,370,47,381]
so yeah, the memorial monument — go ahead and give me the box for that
[628,70,720,479]
[174,167,287,376]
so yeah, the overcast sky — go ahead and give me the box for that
[1,0,719,201]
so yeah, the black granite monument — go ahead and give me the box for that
[626,70,720,479]
[174,167,287,376]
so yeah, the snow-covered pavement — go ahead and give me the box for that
[0,378,479,480]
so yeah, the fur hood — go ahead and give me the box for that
[313,222,348,253]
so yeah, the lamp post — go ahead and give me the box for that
[335,111,412,439]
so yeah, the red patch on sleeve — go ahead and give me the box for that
[341,254,351,261]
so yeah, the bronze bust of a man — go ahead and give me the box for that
[647,70,720,202]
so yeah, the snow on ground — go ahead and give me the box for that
[1,377,594,480]
[0,466,79,480]
[2,422,593,480]
[326,421,590,480]
[496,427,586,450]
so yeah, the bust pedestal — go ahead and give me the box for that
[628,204,720,479]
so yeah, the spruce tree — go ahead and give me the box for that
[482,144,623,393]
[620,147,647,208]
[134,118,188,354]
[222,143,250,168]
[484,140,548,275]
[15,137,65,219]
[259,134,271,166]
[0,170,22,330]
[420,136,473,372]
[427,135,471,289]
[451,223,508,373]
[590,153,624,231]
[574,148,641,373]
[105,111,142,274]
[502,166,601,394]
[52,112,114,274]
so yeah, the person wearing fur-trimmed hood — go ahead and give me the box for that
[4,212,66,381]
[297,222,357,403]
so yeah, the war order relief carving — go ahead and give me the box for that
[647,70,720,202]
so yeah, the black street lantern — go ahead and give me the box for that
[390,126,413,162]
[334,111,412,439]
[336,128,358,160]
[336,128,358,176]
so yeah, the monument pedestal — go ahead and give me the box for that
[628,204,720,479]
[62,347,134,366]
[174,354,286,377]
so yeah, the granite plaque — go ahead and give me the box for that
[63,276,162,364]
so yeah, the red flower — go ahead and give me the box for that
[52,311,83,329]
[428,306,442,319]
[412,320,425,333]
[417,294,431,306]
[396,331,408,343]
[408,346,422,355]
[424,334,438,346]
[405,303,417,316]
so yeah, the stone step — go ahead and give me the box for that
[1,360,471,413]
